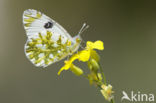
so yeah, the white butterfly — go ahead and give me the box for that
[23,9,89,67]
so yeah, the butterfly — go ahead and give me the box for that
[23,9,89,67]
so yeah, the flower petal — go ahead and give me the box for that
[57,61,72,75]
[93,40,104,50]
[58,65,67,75]
[87,40,104,50]
[58,54,79,75]
[69,54,79,62]
[78,50,90,62]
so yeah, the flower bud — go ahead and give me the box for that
[89,59,100,72]
[90,50,100,62]
[97,73,102,81]
[70,64,83,76]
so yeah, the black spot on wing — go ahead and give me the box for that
[44,22,53,29]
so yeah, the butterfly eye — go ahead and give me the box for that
[44,22,53,29]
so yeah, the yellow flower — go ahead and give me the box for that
[58,40,104,75]
[78,40,104,62]
[87,40,104,50]
[57,54,79,75]
[78,50,90,62]
[100,84,114,101]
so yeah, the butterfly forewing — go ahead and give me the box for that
[23,9,74,67]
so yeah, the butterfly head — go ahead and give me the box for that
[70,35,82,53]
[70,23,89,53]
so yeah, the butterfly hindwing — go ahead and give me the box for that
[25,31,73,67]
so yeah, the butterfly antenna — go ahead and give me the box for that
[77,23,89,49]
[78,23,89,36]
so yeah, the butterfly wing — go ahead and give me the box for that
[23,9,75,67]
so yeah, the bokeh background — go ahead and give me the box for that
[0,0,156,103]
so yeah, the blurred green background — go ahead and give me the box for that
[0,0,156,103]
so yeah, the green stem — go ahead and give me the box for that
[99,63,107,85]
[111,99,115,103]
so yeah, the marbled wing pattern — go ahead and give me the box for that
[23,9,80,67]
